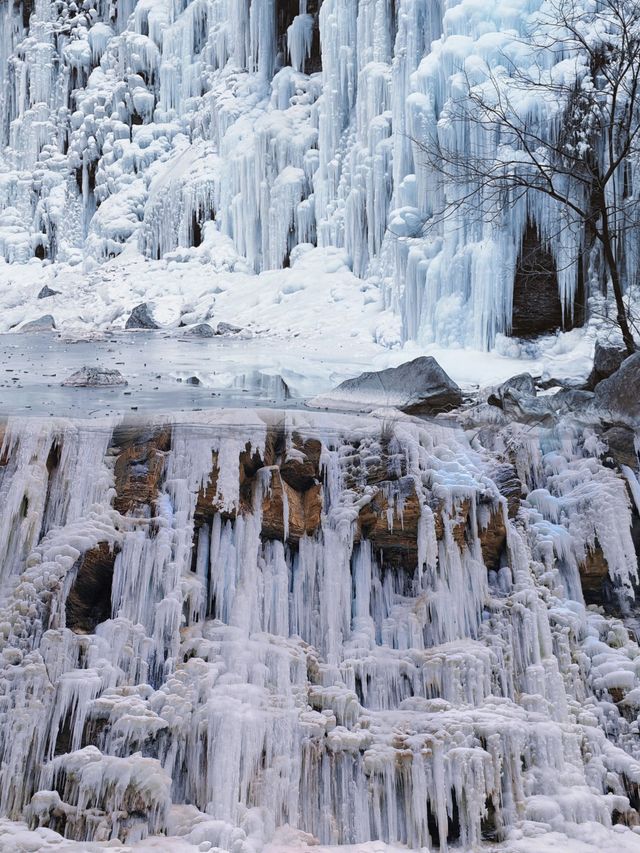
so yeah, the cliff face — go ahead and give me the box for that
[0,408,639,851]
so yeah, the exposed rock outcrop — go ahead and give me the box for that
[66,543,119,633]
[112,426,171,515]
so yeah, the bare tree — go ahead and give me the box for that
[413,0,640,354]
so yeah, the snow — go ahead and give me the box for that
[0,244,602,417]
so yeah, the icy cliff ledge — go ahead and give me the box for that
[0,407,639,851]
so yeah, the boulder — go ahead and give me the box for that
[594,353,640,426]
[183,323,215,338]
[488,373,537,408]
[185,376,201,385]
[19,314,56,332]
[125,303,159,330]
[62,366,128,387]
[37,285,60,299]
[216,322,243,335]
[601,426,639,470]
[500,387,594,424]
[587,342,627,389]
[311,357,463,415]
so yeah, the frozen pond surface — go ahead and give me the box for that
[0,330,374,417]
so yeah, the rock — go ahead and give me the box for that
[356,477,423,558]
[112,426,171,515]
[37,285,60,299]
[186,376,201,386]
[62,366,128,387]
[215,322,243,335]
[487,463,521,518]
[66,542,118,633]
[500,387,594,424]
[261,467,322,543]
[586,342,627,389]
[594,353,640,426]
[601,426,638,470]
[488,373,537,407]
[312,357,463,415]
[478,502,508,570]
[19,314,56,332]
[280,435,322,492]
[125,303,159,330]
[183,323,215,338]
[580,545,610,605]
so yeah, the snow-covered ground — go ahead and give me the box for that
[0,243,601,417]
[1,819,640,852]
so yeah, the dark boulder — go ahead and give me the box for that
[488,373,537,408]
[125,303,159,330]
[586,342,627,389]
[311,357,463,415]
[594,354,640,426]
[601,426,639,470]
[37,285,60,299]
[183,323,215,338]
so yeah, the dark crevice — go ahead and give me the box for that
[66,543,119,634]
[511,222,563,338]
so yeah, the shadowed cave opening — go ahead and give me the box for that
[510,222,585,339]
[277,0,322,74]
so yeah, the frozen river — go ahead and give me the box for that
[0,329,368,417]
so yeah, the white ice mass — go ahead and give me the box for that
[0,0,638,361]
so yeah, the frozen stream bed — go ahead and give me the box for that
[0,326,596,419]
[0,330,355,417]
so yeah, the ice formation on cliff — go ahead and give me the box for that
[1,0,637,349]
[0,410,639,851]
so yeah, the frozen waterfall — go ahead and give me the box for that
[0,409,639,850]
[1,0,636,349]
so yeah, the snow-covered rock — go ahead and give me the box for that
[182,323,215,338]
[18,316,56,333]
[61,366,128,387]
